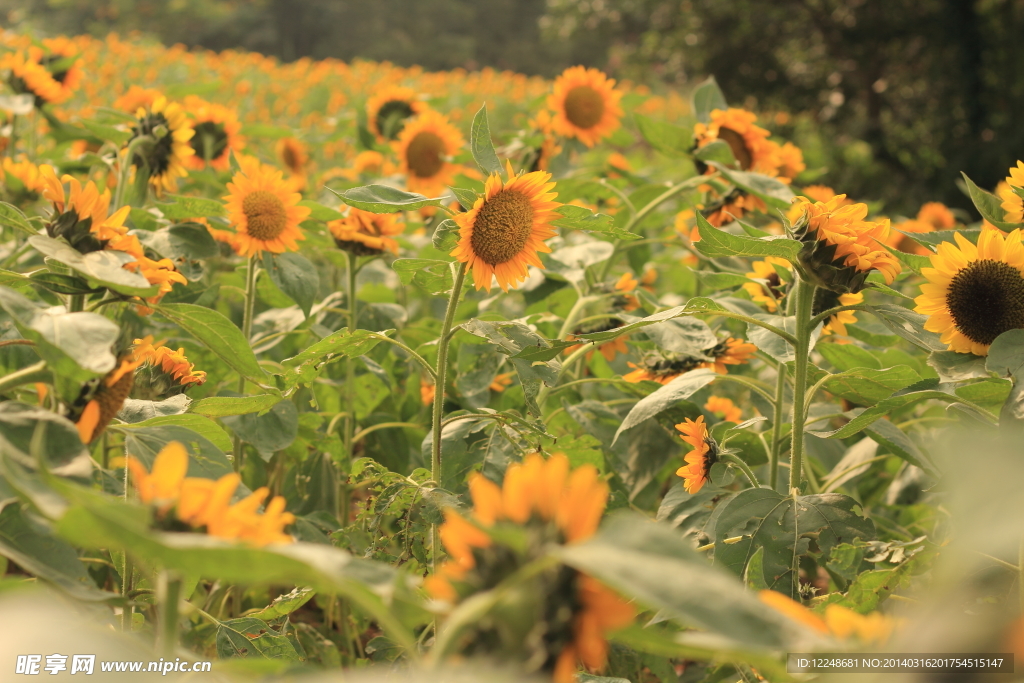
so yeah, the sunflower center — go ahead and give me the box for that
[242,190,289,241]
[947,258,1024,346]
[718,127,754,170]
[191,121,229,161]
[406,132,445,178]
[564,86,605,129]
[469,189,535,266]
[131,112,175,176]
[376,99,415,140]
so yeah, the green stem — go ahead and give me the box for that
[367,335,436,380]
[341,252,358,525]
[788,276,816,493]
[156,571,182,657]
[769,362,787,491]
[720,452,760,488]
[352,422,421,445]
[808,304,870,331]
[232,254,258,472]
[536,343,592,409]
[68,294,85,312]
[121,461,133,632]
[0,360,48,395]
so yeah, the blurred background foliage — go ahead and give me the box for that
[3,0,1023,215]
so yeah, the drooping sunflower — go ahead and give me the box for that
[426,453,635,682]
[705,396,742,423]
[75,355,143,444]
[742,256,791,312]
[183,96,244,171]
[132,336,207,399]
[394,109,464,197]
[705,338,758,374]
[547,66,623,148]
[676,416,718,494]
[914,229,1024,356]
[693,108,778,175]
[128,95,195,193]
[223,157,310,257]
[451,160,560,292]
[276,137,308,190]
[999,161,1024,224]
[366,84,427,141]
[328,208,404,256]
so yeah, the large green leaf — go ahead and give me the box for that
[612,369,717,444]
[0,403,88,470]
[712,489,874,597]
[29,235,158,296]
[393,258,455,296]
[710,164,795,210]
[0,285,118,382]
[693,213,801,260]
[298,200,345,222]
[0,202,38,235]
[961,172,1018,231]
[862,418,934,473]
[634,113,692,156]
[118,414,233,453]
[262,252,319,318]
[281,328,389,386]
[818,343,882,371]
[575,299,722,345]
[189,394,282,418]
[469,104,503,177]
[113,424,233,480]
[551,204,640,241]
[868,304,945,351]
[809,387,992,439]
[746,314,799,362]
[222,400,298,460]
[156,303,270,385]
[247,586,316,621]
[216,616,301,660]
[821,365,922,406]
[137,223,219,261]
[331,185,444,213]
[986,329,1024,378]
[691,76,728,124]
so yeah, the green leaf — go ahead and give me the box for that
[29,235,158,296]
[713,490,873,597]
[297,200,344,222]
[156,194,227,220]
[694,270,748,292]
[137,223,219,261]
[709,164,796,211]
[432,218,459,252]
[156,303,270,385]
[634,113,692,156]
[80,119,131,146]
[822,365,922,406]
[28,272,100,295]
[639,316,718,356]
[928,350,989,382]
[222,400,298,460]
[613,369,717,444]
[868,304,945,351]
[262,252,319,318]
[281,328,389,386]
[693,139,736,166]
[331,185,444,213]
[551,205,640,241]
[118,414,233,453]
[691,76,728,124]
[216,616,301,660]
[0,202,37,235]
[810,388,988,439]
[114,424,234,480]
[746,314,799,363]
[887,246,931,275]
[189,394,282,418]
[247,586,316,621]
[0,286,118,382]
[575,300,718,345]
[118,396,190,423]
[962,172,1018,230]
[470,104,503,177]
[896,228,980,248]
[817,343,882,371]
[0,403,88,469]
[986,329,1024,378]
[393,258,455,296]
[693,212,801,260]
[862,418,934,473]
[449,187,478,211]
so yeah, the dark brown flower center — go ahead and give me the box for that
[406,132,445,178]
[718,127,753,170]
[469,190,535,266]
[242,190,289,241]
[947,258,1024,346]
[563,85,604,129]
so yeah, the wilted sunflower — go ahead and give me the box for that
[451,161,560,292]
[366,84,426,140]
[547,66,623,148]
[426,453,635,682]
[676,416,718,494]
[223,157,310,257]
[183,96,244,171]
[395,109,464,197]
[623,351,706,385]
[328,208,404,256]
[128,95,195,193]
[564,318,629,363]
[999,161,1024,223]
[75,355,143,444]
[742,256,791,312]
[914,229,1024,356]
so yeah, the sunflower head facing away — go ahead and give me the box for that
[914,229,1024,356]
[40,165,131,253]
[183,95,244,171]
[366,84,426,140]
[451,160,561,292]
[328,208,404,256]
[74,355,143,444]
[547,66,623,148]
[223,157,310,257]
[676,415,719,494]
[426,452,634,682]
[131,336,207,399]
[129,95,195,193]
[792,194,901,293]
[394,109,464,197]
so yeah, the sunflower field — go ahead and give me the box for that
[2,26,1024,683]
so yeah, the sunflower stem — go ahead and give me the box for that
[0,360,48,396]
[156,570,182,658]
[121,462,134,632]
[232,254,259,472]
[720,452,760,488]
[769,362,787,491]
[341,252,359,526]
[68,294,85,312]
[788,276,816,493]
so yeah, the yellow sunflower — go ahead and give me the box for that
[328,207,404,256]
[819,291,863,337]
[742,256,791,312]
[914,229,1024,356]
[40,164,131,251]
[223,157,310,257]
[675,416,718,494]
[547,66,623,148]
[366,84,427,140]
[1,40,80,106]
[3,155,46,195]
[129,95,195,193]
[133,336,207,388]
[705,338,757,374]
[113,85,161,114]
[693,108,778,175]
[1000,161,1024,223]
[917,201,956,230]
[451,160,560,292]
[183,95,245,171]
[394,109,464,197]
[759,590,896,645]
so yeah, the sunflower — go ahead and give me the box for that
[999,161,1024,224]
[340,150,396,180]
[917,201,956,230]
[613,271,640,311]
[705,338,757,374]
[623,351,706,385]
[183,96,244,171]
[125,441,188,514]
[565,318,630,363]
[914,229,1024,356]
[705,396,742,423]
[128,95,195,193]
[113,85,161,114]
[3,155,46,197]
[1,40,80,106]
[394,109,464,197]
[777,141,805,182]
[451,160,560,292]
[75,356,144,444]
[676,416,718,494]
[786,185,849,224]
[703,190,762,227]
[40,165,131,253]
[742,256,791,312]
[276,137,308,189]
[366,85,426,140]
[547,66,623,148]
[693,108,777,175]
[427,453,635,682]
[223,157,310,257]
[132,336,207,398]
[328,208,404,256]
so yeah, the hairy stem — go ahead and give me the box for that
[788,276,816,493]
